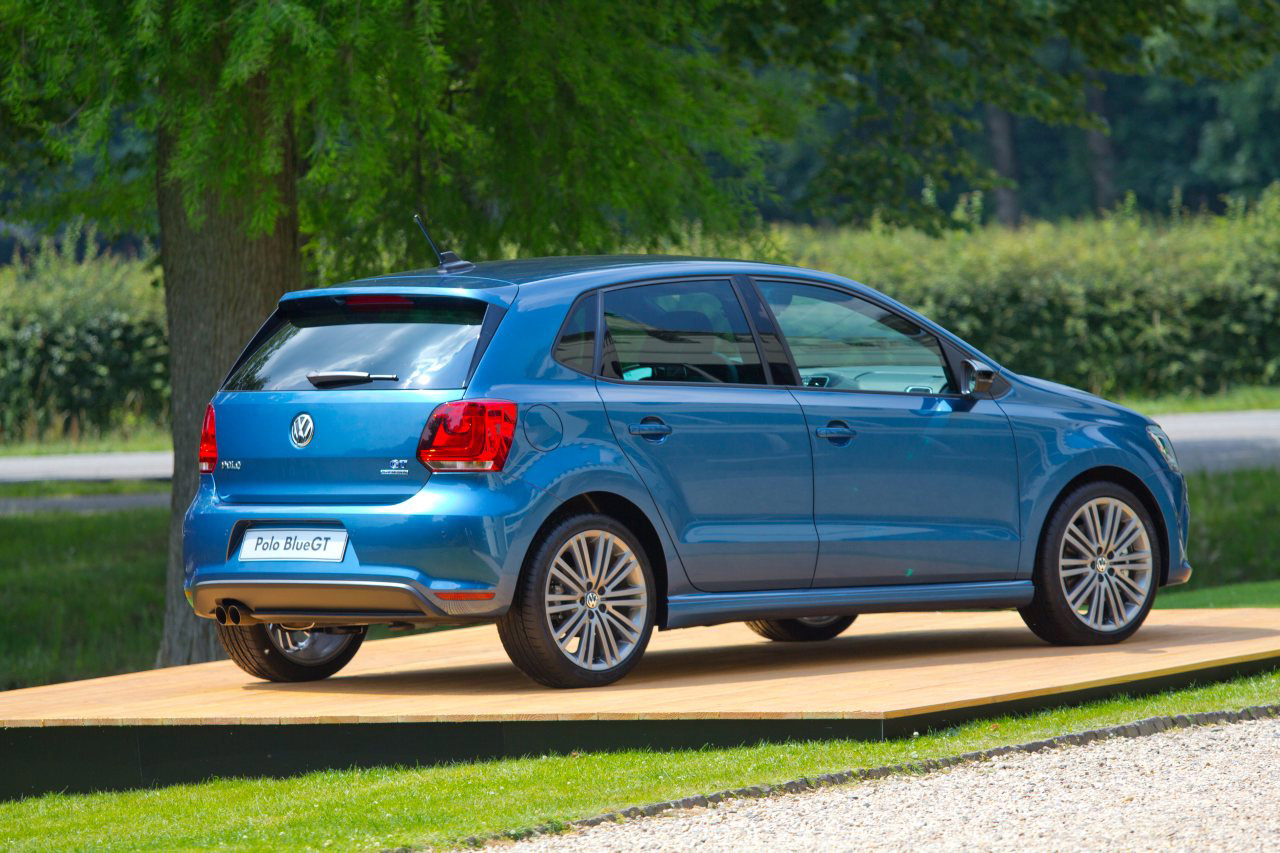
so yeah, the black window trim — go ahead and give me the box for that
[466,303,508,384]
[550,291,600,378]
[549,272,1007,399]
[591,275,785,391]
[747,274,979,401]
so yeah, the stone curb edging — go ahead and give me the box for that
[425,703,1280,850]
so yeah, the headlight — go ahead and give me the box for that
[1147,425,1180,473]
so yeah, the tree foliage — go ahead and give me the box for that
[2,1,778,281]
[716,0,1280,229]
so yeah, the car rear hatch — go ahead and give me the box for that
[209,291,504,505]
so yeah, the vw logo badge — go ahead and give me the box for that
[290,412,314,448]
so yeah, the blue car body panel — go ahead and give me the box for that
[183,255,1190,629]
[789,388,1021,587]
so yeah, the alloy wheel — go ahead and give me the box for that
[1058,497,1154,632]
[795,615,844,627]
[543,529,649,671]
[265,624,353,665]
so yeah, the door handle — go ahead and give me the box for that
[628,421,672,440]
[816,422,856,443]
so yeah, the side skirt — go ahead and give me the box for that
[664,580,1034,629]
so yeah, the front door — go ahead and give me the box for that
[595,279,817,592]
[757,278,1021,586]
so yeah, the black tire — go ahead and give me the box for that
[216,623,366,682]
[1020,480,1161,646]
[746,614,857,642]
[498,513,656,688]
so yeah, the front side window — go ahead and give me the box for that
[757,280,954,394]
[601,280,765,385]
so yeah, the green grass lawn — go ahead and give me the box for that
[0,423,173,457]
[0,508,168,690]
[1159,578,1280,608]
[1182,468,1280,588]
[2,669,1277,852]
[0,479,170,499]
[1118,383,1280,415]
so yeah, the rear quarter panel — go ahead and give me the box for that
[465,279,695,595]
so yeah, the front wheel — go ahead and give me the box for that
[498,514,655,688]
[1020,481,1160,645]
[746,614,857,642]
[216,622,366,682]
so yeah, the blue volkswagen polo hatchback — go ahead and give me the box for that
[184,256,1191,687]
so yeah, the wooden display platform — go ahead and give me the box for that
[3,608,1277,799]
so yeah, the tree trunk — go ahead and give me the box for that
[154,124,300,667]
[1085,78,1118,211]
[984,104,1022,227]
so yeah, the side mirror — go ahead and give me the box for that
[961,358,995,397]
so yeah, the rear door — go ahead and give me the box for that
[594,278,817,592]
[211,293,497,505]
[755,278,1021,586]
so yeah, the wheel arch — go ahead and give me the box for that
[1036,465,1171,586]
[524,490,671,629]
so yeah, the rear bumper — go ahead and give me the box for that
[190,577,461,625]
[182,473,554,623]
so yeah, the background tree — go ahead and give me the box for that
[719,0,1280,228]
[1,0,776,664]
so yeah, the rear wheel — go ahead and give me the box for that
[498,513,655,688]
[1020,481,1159,645]
[746,614,857,642]
[216,622,366,682]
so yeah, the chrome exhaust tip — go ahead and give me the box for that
[214,605,228,625]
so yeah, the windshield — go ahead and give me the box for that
[224,296,489,391]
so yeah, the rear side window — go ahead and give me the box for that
[600,280,765,385]
[552,293,597,374]
[225,296,488,391]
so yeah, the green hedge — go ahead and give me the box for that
[768,188,1280,398]
[4,194,1280,443]
[0,226,168,441]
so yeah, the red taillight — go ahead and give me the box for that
[198,404,217,474]
[344,294,413,310]
[417,400,517,472]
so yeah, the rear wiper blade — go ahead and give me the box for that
[306,371,399,388]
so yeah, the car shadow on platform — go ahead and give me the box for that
[239,621,1279,697]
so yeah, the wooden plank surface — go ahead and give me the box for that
[2,608,1276,727]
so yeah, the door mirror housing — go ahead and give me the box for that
[961,359,996,397]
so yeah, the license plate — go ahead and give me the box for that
[239,528,349,562]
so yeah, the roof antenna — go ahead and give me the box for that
[413,212,475,274]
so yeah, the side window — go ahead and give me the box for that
[601,280,765,385]
[757,280,955,394]
[552,293,597,374]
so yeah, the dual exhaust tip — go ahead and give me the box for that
[213,602,253,626]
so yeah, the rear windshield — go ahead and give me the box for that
[224,296,488,391]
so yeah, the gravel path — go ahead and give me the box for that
[505,718,1280,852]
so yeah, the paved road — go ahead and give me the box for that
[1154,409,1280,473]
[0,450,172,482]
[508,717,1280,852]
